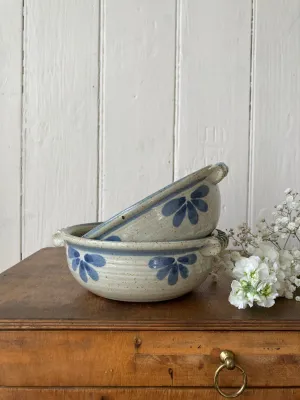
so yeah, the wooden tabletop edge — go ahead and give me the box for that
[0,319,299,331]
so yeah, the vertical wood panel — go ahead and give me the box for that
[3,0,298,263]
[176,0,252,230]
[101,0,176,220]
[22,0,99,257]
[0,0,22,270]
[250,0,300,224]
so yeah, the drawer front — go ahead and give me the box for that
[0,330,300,387]
[1,388,300,400]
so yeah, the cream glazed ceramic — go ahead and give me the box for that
[83,162,228,242]
[53,223,228,302]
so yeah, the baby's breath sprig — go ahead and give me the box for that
[213,189,300,308]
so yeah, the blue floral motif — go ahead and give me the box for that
[148,253,197,285]
[68,246,106,283]
[162,185,209,227]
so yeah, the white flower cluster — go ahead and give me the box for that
[229,252,278,309]
[271,188,300,240]
[228,243,300,308]
[214,189,300,308]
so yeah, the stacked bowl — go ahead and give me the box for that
[53,162,229,302]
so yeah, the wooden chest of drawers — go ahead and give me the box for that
[1,248,300,399]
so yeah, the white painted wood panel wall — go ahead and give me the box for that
[0,0,300,272]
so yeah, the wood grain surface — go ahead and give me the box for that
[1,388,300,400]
[1,330,300,387]
[1,248,300,331]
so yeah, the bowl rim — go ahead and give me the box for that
[83,162,228,240]
[57,222,227,253]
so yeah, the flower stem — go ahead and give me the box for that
[284,234,291,249]
[267,239,281,250]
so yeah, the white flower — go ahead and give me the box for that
[285,268,292,278]
[275,280,286,297]
[226,191,300,307]
[253,243,279,263]
[288,284,296,292]
[272,261,280,272]
[287,222,296,231]
[256,282,278,308]
[276,269,286,281]
[233,256,266,284]
[229,281,249,309]
[285,291,294,299]
[286,197,298,210]
[292,249,300,258]
[280,217,289,226]
[295,264,300,274]
[279,249,294,266]
[294,278,300,286]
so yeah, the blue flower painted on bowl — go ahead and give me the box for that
[68,246,106,283]
[162,185,209,227]
[148,253,197,285]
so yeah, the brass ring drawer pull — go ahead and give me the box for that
[214,350,247,398]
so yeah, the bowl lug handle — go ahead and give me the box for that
[206,162,228,185]
[52,230,65,247]
[198,230,228,256]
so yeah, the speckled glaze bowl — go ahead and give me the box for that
[83,162,228,242]
[53,223,228,302]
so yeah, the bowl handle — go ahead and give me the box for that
[198,230,228,256]
[52,230,65,247]
[206,162,228,185]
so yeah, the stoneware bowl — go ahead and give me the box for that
[83,162,228,242]
[53,223,228,302]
